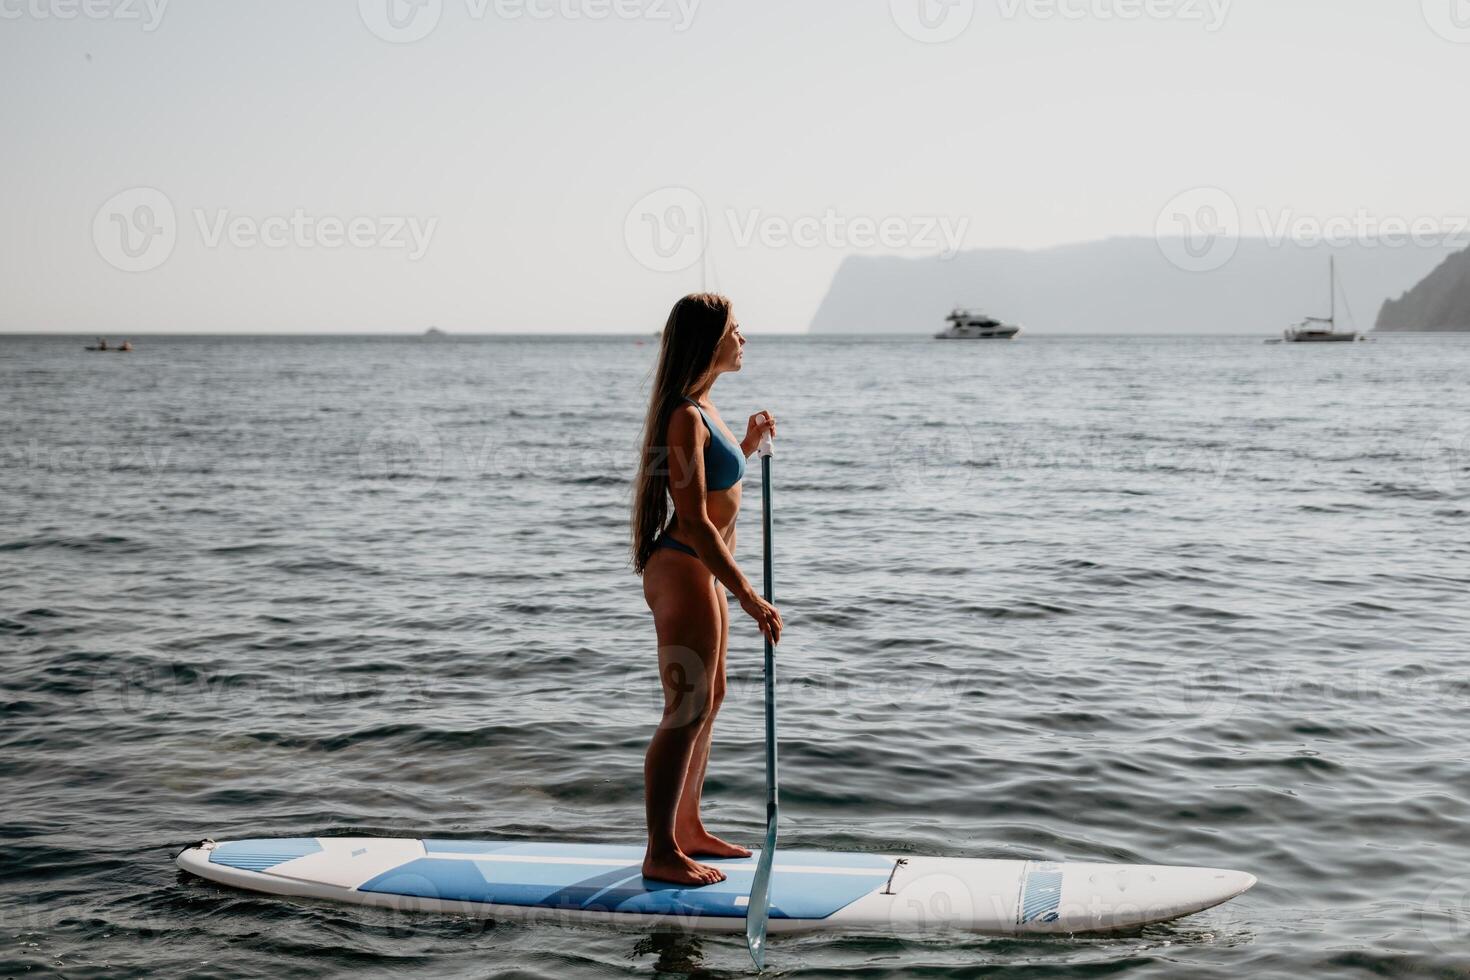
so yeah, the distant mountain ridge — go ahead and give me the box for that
[1375,248,1470,332]
[808,238,1461,335]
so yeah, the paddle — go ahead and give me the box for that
[745,416,779,970]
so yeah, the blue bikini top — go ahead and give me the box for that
[685,397,746,491]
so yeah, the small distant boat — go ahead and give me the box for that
[1283,257,1359,343]
[84,338,130,351]
[935,308,1021,340]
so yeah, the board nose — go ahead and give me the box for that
[1195,867,1257,908]
[1222,869,1257,896]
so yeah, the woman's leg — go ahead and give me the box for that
[674,587,752,858]
[642,553,726,885]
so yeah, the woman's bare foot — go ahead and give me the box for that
[642,848,726,886]
[677,829,752,859]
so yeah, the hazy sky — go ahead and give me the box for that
[2,0,1467,333]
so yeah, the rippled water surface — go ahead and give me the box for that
[3,333,1470,978]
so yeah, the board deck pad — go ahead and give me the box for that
[337,841,892,919]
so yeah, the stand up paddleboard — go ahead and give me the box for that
[176,837,1254,936]
[178,419,1255,951]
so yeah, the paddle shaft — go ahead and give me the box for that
[758,452,782,828]
[761,450,777,822]
[745,423,778,970]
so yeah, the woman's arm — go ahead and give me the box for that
[666,404,758,603]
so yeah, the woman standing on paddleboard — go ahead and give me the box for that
[631,293,783,886]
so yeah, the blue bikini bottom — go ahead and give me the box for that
[654,532,698,559]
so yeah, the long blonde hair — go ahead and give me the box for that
[630,293,734,574]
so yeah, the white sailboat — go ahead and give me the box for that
[1283,256,1359,343]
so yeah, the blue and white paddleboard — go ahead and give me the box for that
[176,837,1254,936]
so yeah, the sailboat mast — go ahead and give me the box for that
[699,207,708,293]
[1329,256,1336,327]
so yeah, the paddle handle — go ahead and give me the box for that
[756,412,774,459]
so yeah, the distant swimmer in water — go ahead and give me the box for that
[631,293,781,886]
[118,341,133,352]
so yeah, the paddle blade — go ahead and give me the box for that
[744,816,780,969]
